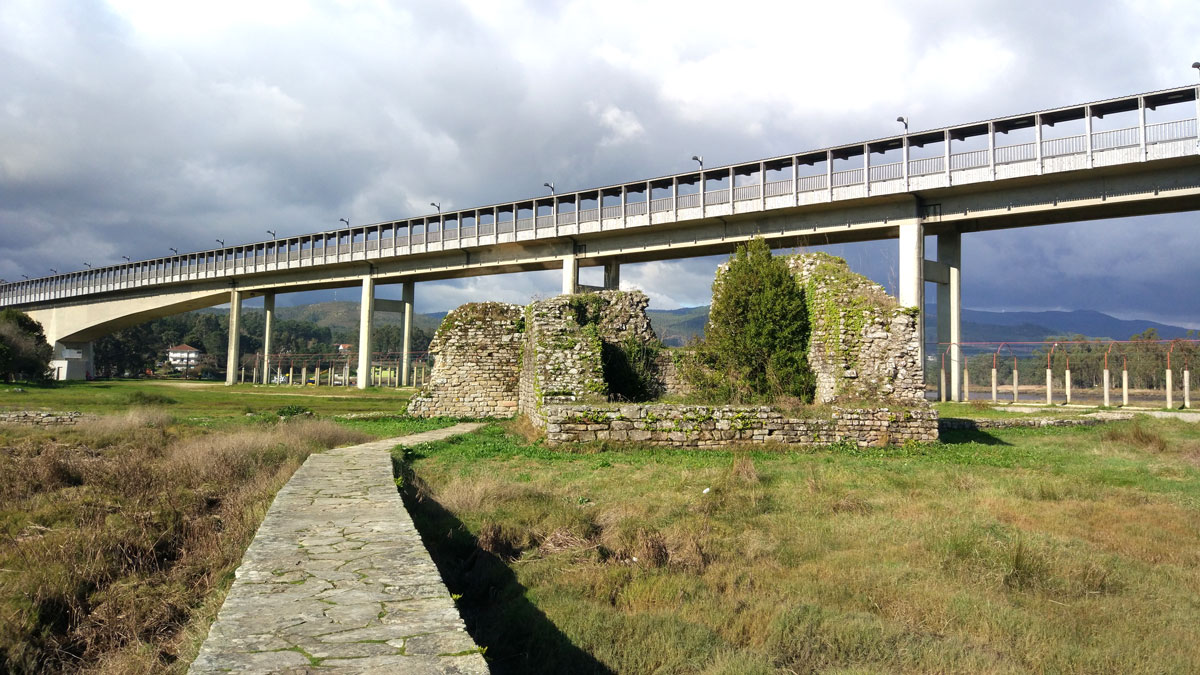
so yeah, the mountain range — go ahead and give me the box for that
[217,302,1193,347]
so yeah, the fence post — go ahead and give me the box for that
[1167,369,1174,409]
[1103,369,1110,407]
[991,368,998,402]
[1045,368,1052,405]
[1185,369,1191,408]
[963,368,970,401]
[1065,369,1071,404]
[1013,369,1019,403]
[1122,368,1129,406]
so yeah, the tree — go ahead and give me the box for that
[0,309,52,382]
[687,238,814,403]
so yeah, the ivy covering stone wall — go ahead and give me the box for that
[541,403,937,447]
[406,302,524,418]
[518,290,659,424]
[786,253,925,404]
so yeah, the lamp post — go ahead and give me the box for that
[1193,61,1200,80]
[169,247,179,255]
[122,255,130,262]
[430,202,441,214]
[544,182,555,195]
[215,239,225,247]
[897,116,909,133]
[83,262,92,269]
[691,155,703,170]
[339,218,350,227]
[267,229,276,239]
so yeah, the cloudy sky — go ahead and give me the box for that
[2,0,1198,329]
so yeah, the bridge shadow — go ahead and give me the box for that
[938,421,1012,446]
[394,455,613,675]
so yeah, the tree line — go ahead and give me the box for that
[93,310,432,378]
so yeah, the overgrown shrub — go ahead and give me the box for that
[685,238,814,404]
[602,336,663,402]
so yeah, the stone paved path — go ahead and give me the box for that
[190,423,488,674]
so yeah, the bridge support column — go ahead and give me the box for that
[937,233,962,401]
[225,289,243,386]
[562,254,578,295]
[897,219,925,379]
[357,275,375,390]
[262,293,275,384]
[401,281,414,387]
[49,341,93,381]
[603,260,620,290]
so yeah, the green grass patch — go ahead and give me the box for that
[396,417,1200,674]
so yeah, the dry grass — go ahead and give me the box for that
[0,414,370,674]
[398,418,1200,674]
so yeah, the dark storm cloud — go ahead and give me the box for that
[0,0,1197,327]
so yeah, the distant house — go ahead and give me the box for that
[167,344,202,370]
[335,343,353,353]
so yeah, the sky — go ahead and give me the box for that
[2,0,1198,329]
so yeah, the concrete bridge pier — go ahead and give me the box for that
[261,293,275,384]
[48,341,93,380]
[603,260,620,290]
[562,254,578,294]
[401,281,413,387]
[935,233,962,401]
[897,218,925,373]
[357,275,375,390]
[225,289,243,386]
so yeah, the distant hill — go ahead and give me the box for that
[646,307,709,346]
[205,302,1193,347]
[647,305,1192,347]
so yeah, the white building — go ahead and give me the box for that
[167,344,202,370]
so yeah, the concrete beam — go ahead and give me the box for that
[357,275,375,390]
[225,289,243,386]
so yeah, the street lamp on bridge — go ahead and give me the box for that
[267,230,276,239]
[691,155,703,171]
[897,116,909,133]
[169,247,179,255]
[544,182,555,195]
[122,256,130,262]
[215,239,225,247]
[430,202,441,214]
[339,218,350,227]
[49,269,57,274]
[1193,62,1200,80]
[83,262,92,269]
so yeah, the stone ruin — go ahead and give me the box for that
[407,253,937,446]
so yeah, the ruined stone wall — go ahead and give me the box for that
[786,253,924,404]
[542,403,937,447]
[518,290,659,424]
[0,410,84,426]
[406,302,524,418]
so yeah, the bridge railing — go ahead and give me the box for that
[4,84,1199,309]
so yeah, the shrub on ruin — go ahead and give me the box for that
[685,238,814,404]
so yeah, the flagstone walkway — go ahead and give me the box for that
[190,423,489,674]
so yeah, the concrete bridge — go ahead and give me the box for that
[4,84,1200,399]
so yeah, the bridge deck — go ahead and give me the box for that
[189,423,488,674]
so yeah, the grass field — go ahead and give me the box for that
[0,379,439,674]
[396,413,1200,674]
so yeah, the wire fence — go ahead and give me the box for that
[234,350,434,388]
[930,338,1198,408]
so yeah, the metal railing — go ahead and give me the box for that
[908,156,943,176]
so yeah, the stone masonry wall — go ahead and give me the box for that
[542,403,937,447]
[786,253,924,404]
[0,411,83,426]
[518,290,659,424]
[407,302,524,418]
